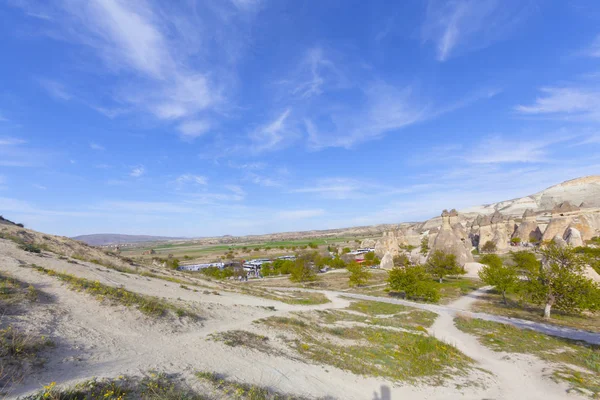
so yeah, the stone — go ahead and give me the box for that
[564,227,584,247]
[430,210,473,265]
[552,234,567,248]
[513,209,543,243]
[380,252,394,270]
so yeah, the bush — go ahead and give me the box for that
[481,241,497,253]
[347,261,371,287]
[289,259,317,283]
[19,244,41,254]
[426,250,463,283]
[388,265,440,303]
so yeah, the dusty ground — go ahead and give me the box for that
[1,238,598,399]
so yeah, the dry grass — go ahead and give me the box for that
[256,309,472,384]
[24,372,206,400]
[0,271,53,392]
[30,264,200,320]
[237,287,329,305]
[196,371,311,399]
[455,316,600,397]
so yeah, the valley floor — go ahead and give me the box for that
[1,239,598,399]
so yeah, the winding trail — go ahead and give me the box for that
[271,286,600,345]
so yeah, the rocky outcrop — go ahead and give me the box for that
[563,227,583,247]
[360,238,376,248]
[380,252,394,270]
[477,211,513,252]
[430,210,473,265]
[552,234,567,248]
[374,231,402,258]
[552,201,580,215]
[513,209,543,243]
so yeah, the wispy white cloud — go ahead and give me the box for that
[0,137,27,146]
[130,165,145,177]
[305,82,428,149]
[516,86,600,121]
[290,178,367,200]
[177,120,211,140]
[249,108,293,152]
[38,78,72,100]
[0,112,8,122]
[224,184,246,197]
[175,174,208,186]
[246,172,282,187]
[467,136,555,164]
[90,142,105,151]
[276,209,325,220]
[16,0,260,133]
[586,34,600,57]
[0,136,50,167]
[33,184,47,190]
[422,0,532,62]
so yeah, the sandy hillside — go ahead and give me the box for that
[0,227,597,399]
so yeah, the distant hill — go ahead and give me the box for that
[461,176,600,217]
[72,234,185,246]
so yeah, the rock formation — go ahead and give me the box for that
[380,252,394,270]
[477,211,513,252]
[552,234,567,248]
[360,238,376,248]
[563,227,583,247]
[542,202,581,242]
[429,210,473,265]
[512,209,542,243]
[374,231,402,258]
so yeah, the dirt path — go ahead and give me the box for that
[277,288,600,345]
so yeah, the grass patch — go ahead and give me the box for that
[472,291,600,333]
[327,299,437,330]
[347,276,485,305]
[196,371,310,400]
[257,314,471,384]
[0,272,39,313]
[139,271,212,289]
[0,325,54,389]
[24,372,206,400]
[209,330,281,356]
[31,265,199,320]
[238,287,329,305]
[455,316,600,397]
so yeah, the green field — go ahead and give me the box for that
[121,236,373,260]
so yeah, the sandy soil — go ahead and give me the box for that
[0,239,592,399]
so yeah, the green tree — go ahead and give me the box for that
[420,236,430,257]
[479,254,519,304]
[481,241,497,253]
[510,237,521,245]
[426,250,463,283]
[347,261,371,287]
[387,265,440,303]
[393,254,410,268]
[510,251,539,278]
[329,256,347,269]
[289,259,317,283]
[522,244,600,319]
[342,247,351,254]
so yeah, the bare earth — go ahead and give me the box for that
[1,239,597,399]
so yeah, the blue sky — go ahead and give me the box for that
[1,0,600,237]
